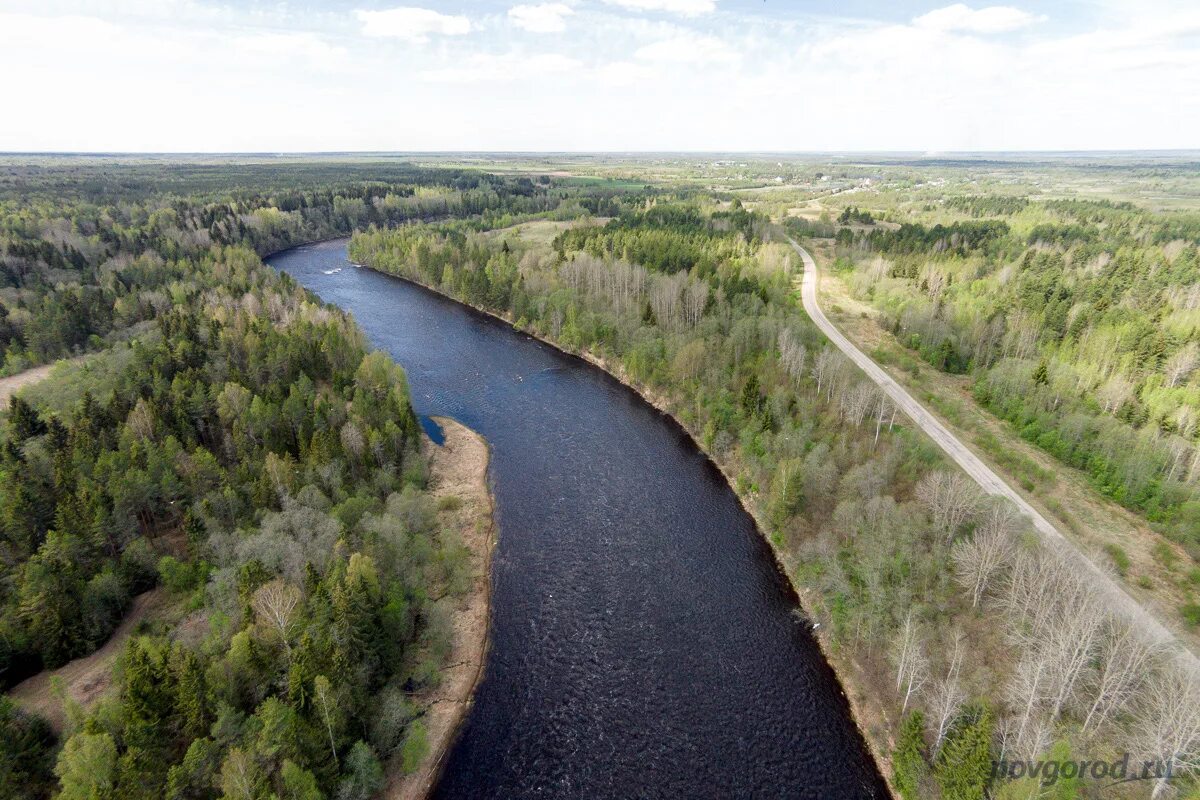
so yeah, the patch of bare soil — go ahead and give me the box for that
[385,417,495,800]
[6,588,169,733]
[0,363,61,407]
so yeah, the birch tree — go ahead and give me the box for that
[778,327,808,383]
[916,471,981,540]
[812,348,847,400]
[951,500,1018,607]
[929,631,966,753]
[314,675,340,767]
[683,279,709,327]
[1082,615,1166,735]
[872,388,896,447]
[252,578,301,661]
[1137,660,1200,800]
[1165,342,1199,387]
[891,610,930,712]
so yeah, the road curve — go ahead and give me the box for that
[786,236,1196,662]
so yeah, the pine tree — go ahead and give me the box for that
[8,396,46,444]
[935,704,994,800]
[171,646,209,740]
[892,710,929,800]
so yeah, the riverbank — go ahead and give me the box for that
[386,417,496,800]
[360,266,896,795]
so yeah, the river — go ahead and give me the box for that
[268,239,887,799]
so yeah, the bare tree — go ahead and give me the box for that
[1039,584,1105,722]
[778,327,808,383]
[1136,659,1200,799]
[1001,308,1041,360]
[999,547,1064,634]
[650,272,684,328]
[252,579,301,661]
[916,471,981,540]
[683,279,709,327]
[929,631,966,753]
[920,262,948,301]
[871,388,896,447]
[839,382,874,427]
[1098,374,1134,415]
[1005,646,1055,758]
[314,675,340,767]
[812,348,847,400]
[340,421,366,461]
[1174,405,1198,440]
[1165,342,1200,388]
[951,504,1018,607]
[1082,615,1166,734]
[891,610,930,712]
[1001,545,1108,732]
[955,520,1012,606]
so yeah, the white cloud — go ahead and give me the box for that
[913,4,1042,34]
[355,7,471,42]
[602,0,716,17]
[1,3,1199,151]
[509,3,574,33]
[234,32,346,67]
[0,11,119,46]
[635,33,738,64]
[593,60,657,86]
[420,52,581,83]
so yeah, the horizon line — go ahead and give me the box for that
[3,149,1200,158]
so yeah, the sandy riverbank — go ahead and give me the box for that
[385,416,496,800]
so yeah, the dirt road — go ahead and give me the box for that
[787,236,1196,663]
[6,589,168,732]
[0,363,58,407]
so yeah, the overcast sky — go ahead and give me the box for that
[0,0,1196,152]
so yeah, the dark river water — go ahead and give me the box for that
[269,240,886,799]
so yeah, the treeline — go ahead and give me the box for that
[835,196,1200,551]
[838,206,875,225]
[552,200,764,275]
[351,206,1200,799]
[836,219,1010,256]
[0,165,590,374]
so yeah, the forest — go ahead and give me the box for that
[826,197,1200,560]
[0,162,587,799]
[350,190,1200,799]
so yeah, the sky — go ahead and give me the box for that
[0,0,1196,152]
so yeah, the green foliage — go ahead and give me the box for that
[400,719,430,775]
[892,711,930,800]
[54,732,118,800]
[1104,543,1132,577]
[839,193,1200,553]
[0,697,56,799]
[934,704,994,800]
[157,556,209,595]
[336,741,385,800]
